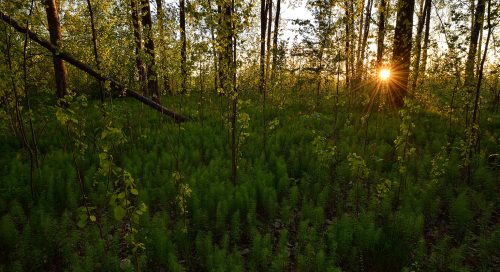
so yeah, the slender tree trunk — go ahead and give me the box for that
[375,0,387,68]
[42,0,67,99]
[411,0,430,91]
[271,0,281,74]
[357,0,373,80]
[141,0,160,100]
[265,0,273,85]
[419,0,431,81]
[390,0,415,107]
[156,0,171,93]
[355,0,365,81]
[180,0,187,94]
[345,0,351,90]
[130,0,147,95]
[464,0,486,88]
[86,0,104,102]
[259,0,267,94]
[231,0,238,184]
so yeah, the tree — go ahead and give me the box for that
[259,0,268,94]
[464,0,486,89]
[180,0,187,93]
[42,0,67,99]
[376,0,387,68]
[411,0,431,90]
[141,0,160,100]
[130,0,147,95]
[390,0,415,107]
[271,0,281,74]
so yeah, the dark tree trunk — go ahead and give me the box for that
[345,0,351,90]
[265,0,273,83]
[217,0,236,183]
[141,0,159,100]
[86,0,104,102]
[390,0,415,107]
[375,0,387,68]
[271,0,281,74]
[180,0,187,94]
[419,0,431,84]
[464,0,486,88]
[357,0,373,80]
[42,0,67,99]
[156,0,171,93]
[259,0,268,94]
[411,0,430,91]
[130,0,147,96]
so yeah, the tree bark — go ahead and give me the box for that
[464,0,486,88]
[180,0,187,94]
[375,0,387,68]
[265,0,273,84]
[419,0,431,80]
[259,0,267,94]
[130,0,147,96]
[42,0,67,99]
[86,0,104,102]
[141,0,160,100]
[411,0,430,91]
[390,0,415,107]
[271,0,281,74]
[0,11,188,122]
[357,0,373,80]
[156,0,171,93]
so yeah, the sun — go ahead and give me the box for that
[379,68,391,81]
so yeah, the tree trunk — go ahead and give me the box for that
[357,0,373,80]
[271,0,281,74]
[464,0,486,88]
[156,0,171,93]
[259,0,268,94]
[390,0,415,107]
[42,0,67,99]
[86,0,104,102]
[375,0,387,68]
[345,0,351,90]
[180,0,187,94]
[141,0,159,100]
[419,0,431,80]
[265,0,273,84]
[411,0,430,91]
[130,0,147,96]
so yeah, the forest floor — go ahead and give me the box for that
[0,88,498,271]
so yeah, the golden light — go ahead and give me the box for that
[379,68,391,81]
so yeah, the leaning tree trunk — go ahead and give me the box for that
[141,0,160,100]
[390,0,415,108]
[42,0,67,99]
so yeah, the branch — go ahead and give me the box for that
[0,11,188,123]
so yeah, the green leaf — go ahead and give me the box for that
[130,188,139,195]
[114,206,126,220]
[89,215,97,222]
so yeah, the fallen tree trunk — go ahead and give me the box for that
[0,11,188,123]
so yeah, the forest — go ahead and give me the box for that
[0,0,499,271]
